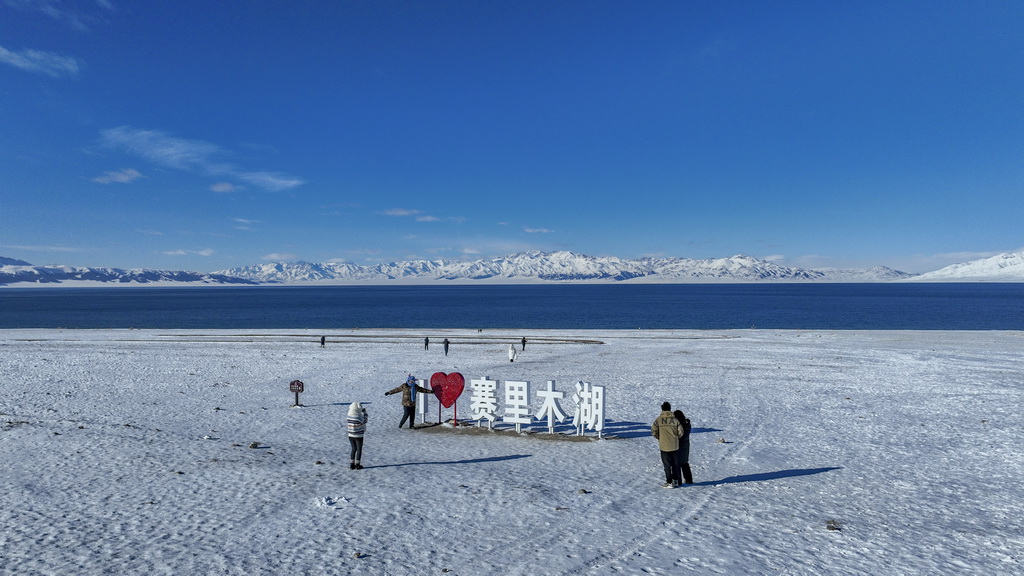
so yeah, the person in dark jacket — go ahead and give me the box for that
[673,410,694,484]
[385,375,432,429]
[521,336,527,351]
[651,401,684,487]
[443,338,450,356]
[424,337,429,350]
[320,335,326,348]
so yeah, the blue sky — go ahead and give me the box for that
[2,1,1022,274]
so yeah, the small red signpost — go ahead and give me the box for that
[289,379,304,407]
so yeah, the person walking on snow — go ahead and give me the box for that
[320,335,326,348]
[521,336,527,351]
[673,410,694,484]
[652,401,684,487]
[346,402,367,469]
[443,338,450,356]
[508,344,517,362]
[424,337,429,350]
[385,375,432,429]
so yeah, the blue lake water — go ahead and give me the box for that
[2,283,1023,330]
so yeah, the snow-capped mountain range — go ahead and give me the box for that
[0,262,257,286]
[2,250,1023,286]
[215,251,914,284]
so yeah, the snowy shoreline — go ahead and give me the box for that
[2,329,1021,575]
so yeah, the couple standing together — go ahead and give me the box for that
[652,401,694,488]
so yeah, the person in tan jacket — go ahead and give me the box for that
[385,375,432,429]
[652,401,684,487]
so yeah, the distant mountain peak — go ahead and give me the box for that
[0,256,32,266]
[910,250,1024,282]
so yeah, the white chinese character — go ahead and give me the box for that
[535,380,567,434]
[589,384,606,437]
[416,378,431,423]
[469,376,499,428]
[572,381,606,437]
[503,380,532,432]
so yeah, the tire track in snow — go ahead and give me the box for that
[551,366,773,575]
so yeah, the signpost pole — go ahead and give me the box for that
[289,380,304,407]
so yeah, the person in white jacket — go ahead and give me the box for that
[508,344,517,362]
[347,402,368,469]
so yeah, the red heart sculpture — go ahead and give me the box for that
[430,372,465,408]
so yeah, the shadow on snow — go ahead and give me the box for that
[366,454,532,469]
[607,420,725,439]
[696,466,841,487]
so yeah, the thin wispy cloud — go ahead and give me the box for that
[0,45,79,77]
[3,0,115,31]
[232,218,259,230]
[101,126,223,171]
[382,208,422,217]
[381,208,462,223]
[91,168,141,184]
[210,182,238,193]
[238,171,305,192]
[161,249,215,257]
[524,227,553,234]
[99,126,304,192]
[693,37,737,63]
[1,244,86,253]
[261,252,299,261]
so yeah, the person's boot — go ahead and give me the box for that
[354,462,363,470]
[350,461,356,470]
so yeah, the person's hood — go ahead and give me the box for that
[348,402,363,416]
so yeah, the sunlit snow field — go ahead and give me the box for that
[1,329,1021,575]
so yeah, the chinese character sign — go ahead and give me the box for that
[535,380,567,434]
[416,378,430,422]
[503,380,532,432]
[411,373,607,436]
[572,381,606,437]
[470,376,499,427]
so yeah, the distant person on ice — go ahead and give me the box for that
[673,410,694,484]
[508,344,517,362]
[385,375,432,429]
[346,402,367,470]
[320,335,326,348]
[521,336,527,351]
[443,338,450,356]
[424,337,429,350]
[652,401,685,488]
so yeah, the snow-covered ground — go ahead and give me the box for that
[1,329,1021,575]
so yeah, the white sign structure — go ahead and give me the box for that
[536,380,567,433]
[503,380,532,432]
[469,376,499,428]
[572,380,606,438]
[416,378,430,421]
[462,377,605,437]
